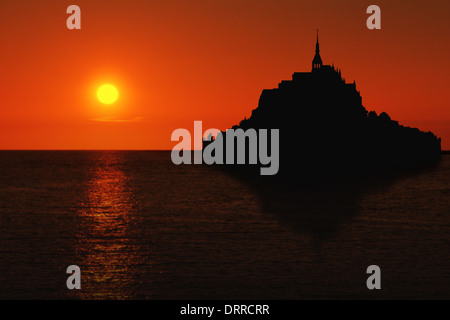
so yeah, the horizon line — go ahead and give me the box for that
[0,149,449,153]
[0,149,172,152]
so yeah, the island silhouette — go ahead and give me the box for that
[204,31,441,179]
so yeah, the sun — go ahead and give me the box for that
[97,84,119,104]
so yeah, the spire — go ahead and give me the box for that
[312,29,323,70]
[316,29,320,53]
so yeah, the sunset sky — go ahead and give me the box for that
[0,0,449,150]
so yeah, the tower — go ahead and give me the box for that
[312,29,323,70]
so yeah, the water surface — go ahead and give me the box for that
[0,151,449,299]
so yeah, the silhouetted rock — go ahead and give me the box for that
[204,32,441,179]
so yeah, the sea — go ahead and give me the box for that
[0,151,449,299]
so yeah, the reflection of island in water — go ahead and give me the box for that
[204,32,441,179]
[233,163,440,247]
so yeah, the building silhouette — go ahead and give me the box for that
[204,32,441,178]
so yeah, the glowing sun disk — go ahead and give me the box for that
[97,84,119,104]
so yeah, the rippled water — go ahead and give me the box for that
[0,151,449,299]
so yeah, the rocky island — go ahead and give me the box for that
[204,32,441,179]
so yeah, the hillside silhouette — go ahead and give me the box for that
[204,32,441,179]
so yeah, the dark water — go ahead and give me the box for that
[0,151,449,299]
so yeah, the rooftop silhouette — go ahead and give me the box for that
[204,32,441,179]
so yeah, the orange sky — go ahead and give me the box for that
[0,0,449,150]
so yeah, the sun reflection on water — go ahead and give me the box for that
[74,152,140,299]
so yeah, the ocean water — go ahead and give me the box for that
[0,151,449,299]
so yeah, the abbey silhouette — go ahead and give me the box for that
[204,31,441,178]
